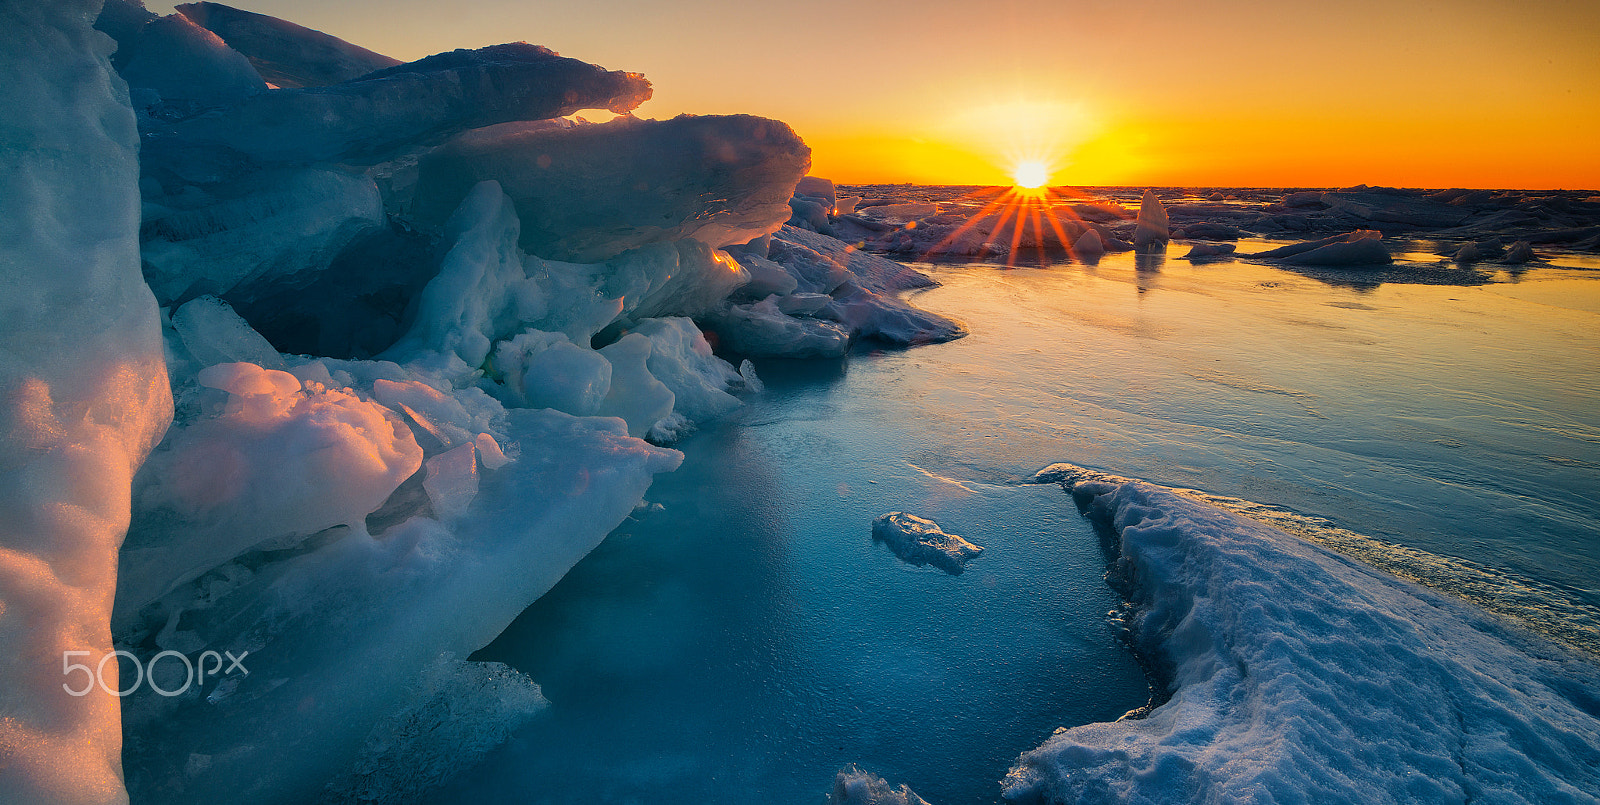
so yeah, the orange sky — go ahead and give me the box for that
[150,0,1600,188]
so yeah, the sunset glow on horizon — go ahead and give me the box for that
[1012,161,1049,189]
[144,0,1600,189]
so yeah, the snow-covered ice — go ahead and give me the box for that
[116,362,422,612]
[1006,465,1600,804]
[7,0,1596,801]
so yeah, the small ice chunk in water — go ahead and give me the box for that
[1181,242,1236,260]
[1073,228,1105,261]
[1283,233,1391,266]
[871,512,983,574]
[1505,240,1535,263]
[829,765,931,805]
[1133,188,1169,253]
[739,359,764,393]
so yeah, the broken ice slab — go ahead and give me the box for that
[175,1,404,88]
[149,43,652,166]
[413,114,809,262]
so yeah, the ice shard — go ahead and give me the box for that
[174,1,403,88]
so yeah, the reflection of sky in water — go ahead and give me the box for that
[896,254,1600,606]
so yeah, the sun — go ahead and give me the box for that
[1012,160,1050,189]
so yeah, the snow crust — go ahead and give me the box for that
[1006,468,1600,804]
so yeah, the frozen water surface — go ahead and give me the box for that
[439,244,1598,802]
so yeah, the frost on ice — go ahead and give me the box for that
[0,2,172,802]
[1008,466,1600,804]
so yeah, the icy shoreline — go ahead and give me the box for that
[1006,464,1600,804]
[3,2,1597,803]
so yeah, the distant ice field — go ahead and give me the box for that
[443,243,1598,802]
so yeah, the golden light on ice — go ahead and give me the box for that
[1013,160,1050,189]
